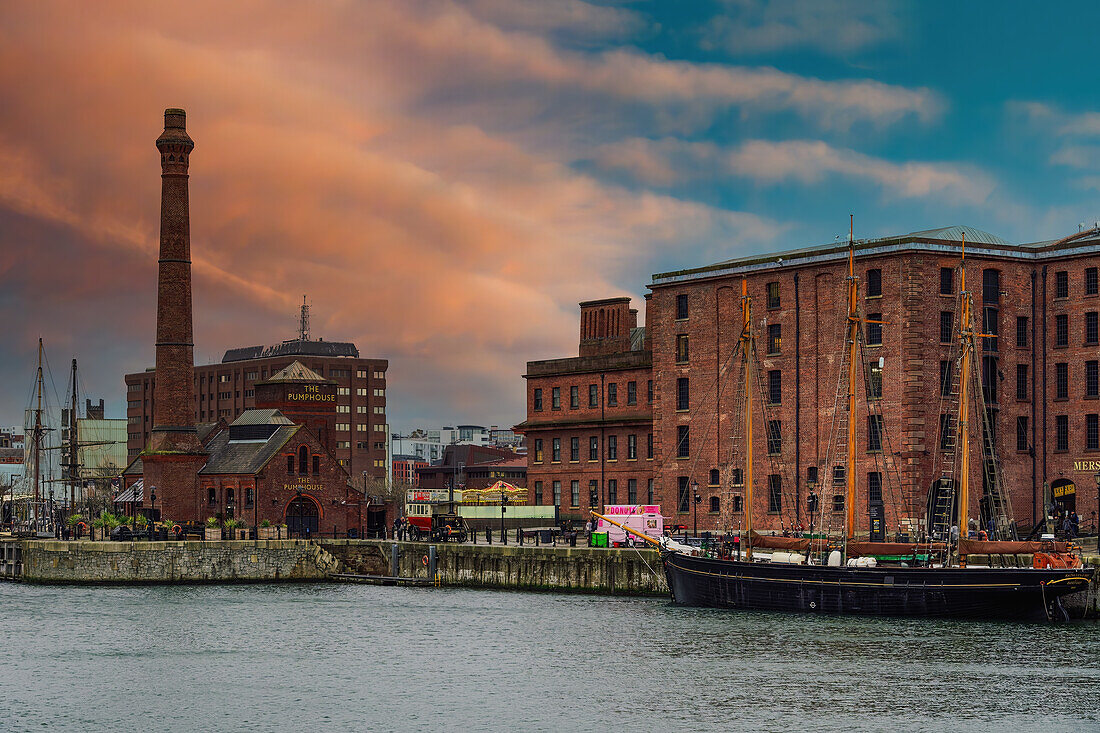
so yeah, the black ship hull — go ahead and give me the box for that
[663,552,1093,622]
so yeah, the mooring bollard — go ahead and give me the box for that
[391,543,399,578]
[429,545,437,581]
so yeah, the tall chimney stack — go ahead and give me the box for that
[143,108,206,521]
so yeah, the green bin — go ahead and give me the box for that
[592,532,608,548]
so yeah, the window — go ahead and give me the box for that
[534,388,543,411]
[940,311,953,343]
[767,281,781,309]
[534,481,543,505]
[940,267,954,295]
[589,436,599,461]
[219,374,231,383]
[1055,415,1069,451]
[709,468,720,486]
[832,464,846,486]
[607,383,618,406]
[647,380,654,403]
[768,475,782,513]
[336,422,350,432]
[627,381,637,405]
[356,388,368,397]
[867,362,882,400]
[940,360,953,397]
[983,269,1001,304]
[766,420,781,455]
[356,424,368,432]
[647,478,655,504]
[868,471,882,503]
[337,387,349,396]
[1056,362,1068,400]
[1055,270,1069,299]
[767,324,782,354]
[709,496,720,513]
[588,384,598,408]
[940,413,955,450]
[298,445,309,475]
[676,425,689,458]
[1016,316,1028,348]
[1017,363,1028,400]
[768,370,782,404]
[1087,312,1098,345]
[867,415,883,451]
[356,369,367,379]
[607,435,617,460]
[733,495,743,512]
[676,293,689,320]
[982,307,998,351]
[1016,416,1029,452]
[312,455,320,474]
[589,480,599,508]
[552,438,561,462]
[676,377,690,410]
[732,468,744,486]
[287,455,294,472]
[245,488,254,508]
[534,439,543,462]
[866,313,882,346]
[207,487,217,505]
[552,387,561,409]
[806,466,818,487]
[337,405,350,413]
[647,433,653,459]
[677,476,690,512]
[570,386,579,409]
[1056,314,1069,347]
[628,479,637,504]
[1087,267,1099,296]
[982,356,998,405]
[571,480,580,508]
[552,481,562,507]
[608,479,618,504]
[832,494,845,512]
[676,334,689,363]
[570,437,580,462]
[866,268,881,297]
[1088,414,1100,451]
[627,434,637,460]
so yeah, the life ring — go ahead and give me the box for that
[76,521,87,531]
[172,524,183,536]
[421,555,429,567]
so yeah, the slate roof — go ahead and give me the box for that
[222,340,358,363]
[230,409,294,426]
[200,423,300,475]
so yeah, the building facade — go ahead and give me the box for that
[517,297,655,524]
[522,226,1100,537]
[126,341,388,479]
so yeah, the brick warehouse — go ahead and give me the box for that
[520,225,1100,537]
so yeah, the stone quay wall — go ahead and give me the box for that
[320,540,670,596]
[19,539,340,584]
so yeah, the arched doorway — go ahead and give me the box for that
[286,495,320,537]
[1051,478,1076,513]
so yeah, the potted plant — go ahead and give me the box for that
[223,517,247,540]
[91,514,108,541]
[158,518,174,541]
[66,513,84,540]
[204,516,222,541]
[257,518,278,540]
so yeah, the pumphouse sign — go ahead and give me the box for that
[287,385,335,403]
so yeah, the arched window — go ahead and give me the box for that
[709,468,720,486]
[709,496,720,513]
[298,445,309,475]
[312,455,320,474]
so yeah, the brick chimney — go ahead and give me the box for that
[142,108,206,522]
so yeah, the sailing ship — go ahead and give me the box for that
[600,223,1094,622]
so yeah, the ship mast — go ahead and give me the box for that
[845,217,859,541]
[957,233,972,541]
[31,338,44,527]
[740,277,754,559]
[68,358,79,516]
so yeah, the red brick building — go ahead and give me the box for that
[516,297,654,523]
[393,456,428,486]
[522,226,1100,537]
[126,342,388,478]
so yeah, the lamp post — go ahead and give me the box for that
[692,479,700,537]
[501,493,507,545]
[806,480,817,539]
[149,486,157,541]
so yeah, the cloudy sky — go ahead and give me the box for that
[2,0,1099,431]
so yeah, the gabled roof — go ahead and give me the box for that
[200,423,300,475]
[230,409,294,426]
[906,225,1007,245]
[258,360,331,384]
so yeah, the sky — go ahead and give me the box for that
[2,0,1100,433]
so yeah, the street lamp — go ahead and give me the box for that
[149,486,157,541]
[692,479,700,537]
[501,490,507,545]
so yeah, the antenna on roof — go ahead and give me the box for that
[298,295,310,342]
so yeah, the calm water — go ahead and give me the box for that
[0,583,1097,732]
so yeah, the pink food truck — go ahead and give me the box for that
[596,505,663,546]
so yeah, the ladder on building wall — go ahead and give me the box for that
[929,293,965,541]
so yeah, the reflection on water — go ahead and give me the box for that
[0,583,1097,732]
